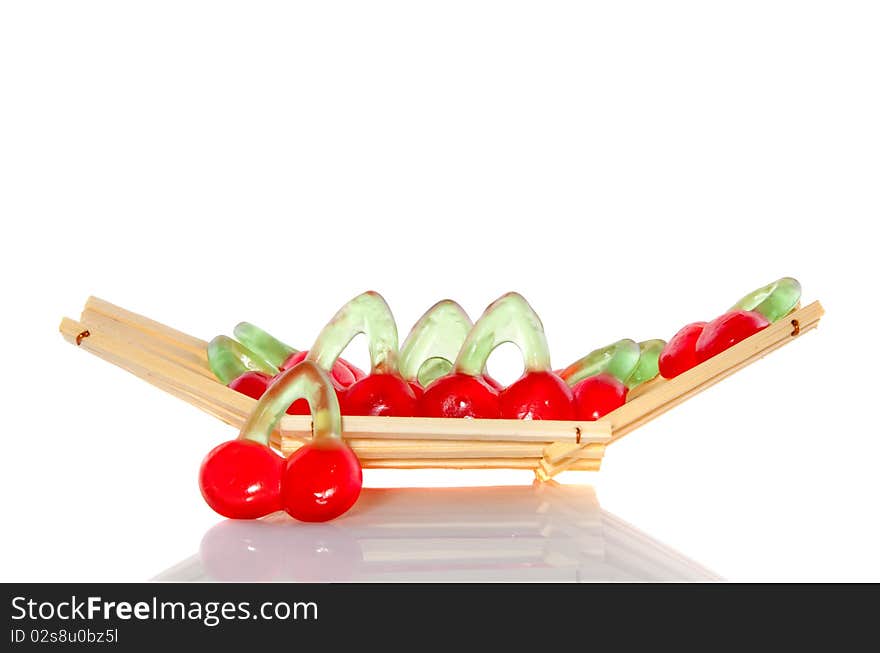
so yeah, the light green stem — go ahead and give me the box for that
[559,339,640,386]
[399,300,473,386]
[455,293,551,376]
[207,336,279,385]
[239,361,342,446]
[307,291,400,375]
[625,339,666,389]
[730,277,801,323]
[233,322,297,368]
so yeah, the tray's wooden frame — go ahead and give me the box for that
[59,296,823,480]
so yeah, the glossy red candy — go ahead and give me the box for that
[695,310,769,363]
[280,350,359,388]
[658,322,707,379]
[340,359,367,382]
[342,373,418,417]
[499,371,575,420]
[281,440,363,522]
[483,374,505,392]
[408,381,424,400]
[571,373,628,421]
[227,371,273,400]
[419,373,501,418]
[199,439,283,519]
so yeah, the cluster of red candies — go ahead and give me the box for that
[218,293,639,426]
[202,278,800,522]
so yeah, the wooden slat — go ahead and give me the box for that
[280,414,610,444]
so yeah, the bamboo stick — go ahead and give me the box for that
[80,309,216,381]
[279,437,549,459]
[84,296,208,356]
[60,317,256,418]
[358,458,601,471]
[279,414,609,444]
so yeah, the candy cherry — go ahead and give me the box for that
[343,373,417,416]
[307,291,417,417]
[282,439,363,522]
[199,439,283,520]
[658,322,707,379]
[420,373,500,418]
[241,360,362,522]
[407,381,425,400]
[500,370,575,420]
[572,373,628,421]
[228,370,273,400]
[695,310,769,363]
[279,350,362,388]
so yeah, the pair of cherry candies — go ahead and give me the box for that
[201,361,363,523]
[200,436,362,522]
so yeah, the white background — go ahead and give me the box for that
[1,1,878,581]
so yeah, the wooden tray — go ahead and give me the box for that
[59,296,824,480]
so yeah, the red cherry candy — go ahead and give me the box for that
[695,310,769,363]
[659,322,707,379]
[418,373,500,418]
[483,374,505,392]
[499,371,575,420]
[408,381,424,400]
[280,350,359,388]
[227,371,273,400]
[340,359,367,382]
[281,440,363,522]
[342,373,418,417]
[572,373,628,421]
[199,439,283,519]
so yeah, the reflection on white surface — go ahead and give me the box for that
[155,483,719,582]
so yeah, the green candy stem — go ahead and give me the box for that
[730,277,802,323]
[625,339,666,389]
[307,291,400,375]
[559,339,640,387]
[239,361,342,446]
[233,322,298,368]
[455,293,551,377]
[207,335,279,385]
[417,358,454,387]
[399,300,473,386]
